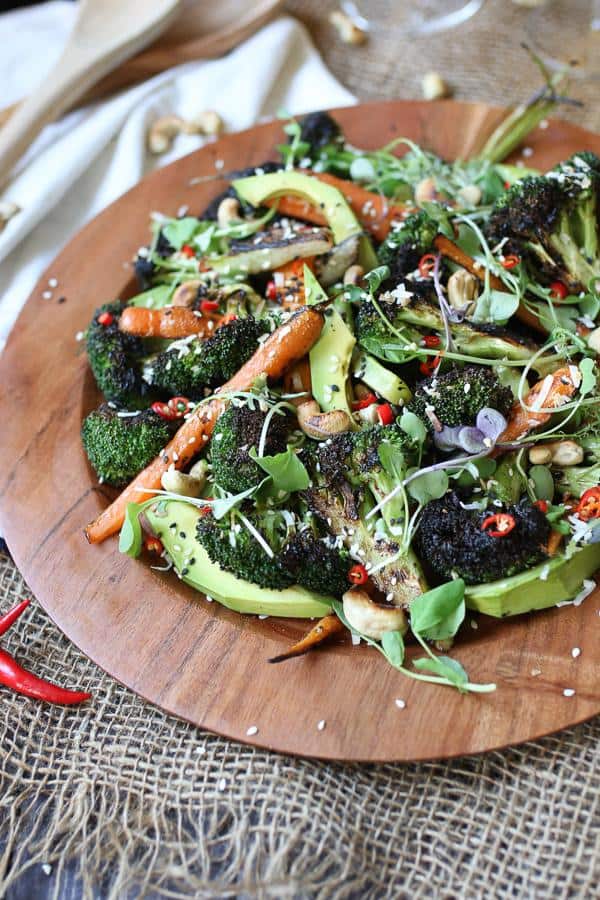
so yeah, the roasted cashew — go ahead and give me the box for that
[161,460,207,498]
[342,588,408,641]
[171,280,202,307]
[0,200,20,232]
[148,110,223,155]
[217,197,241,228]
[297,400,353,440]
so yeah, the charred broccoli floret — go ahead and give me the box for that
[279,531,350,597]
[210,403,289,494]
[415,491,550,585]
[144,317,269,399]
[196,510,294,590]
[409,366,513,432]
[377,210,439,282]
[487,154,600,289]
[294,111,343,156]
[86,303,148,408]
[81,403,173,486]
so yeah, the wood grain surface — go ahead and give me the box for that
[0,100,598,761]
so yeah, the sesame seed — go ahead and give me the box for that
[317,719,326,731]
[563,688,575,697]
[246,725,259,736]
[470,619,478,630]
[48,278,58,288]
[42,864,52,876]
[42,290,52,299]
[571,647,581,659]
[215,158,224,170]
[531,668,542,677]
[395,699,406,709]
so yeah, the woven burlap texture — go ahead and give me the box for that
[2,1,600,896]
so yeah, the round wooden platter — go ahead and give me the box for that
[1,100,599,762]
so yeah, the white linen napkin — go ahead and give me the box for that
[0,2,355,351]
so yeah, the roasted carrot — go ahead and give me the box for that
[498,366,580,444]
[268,615,344,663]
[268,171,412,242]
[85,307,325,543]
[119,306,221,339]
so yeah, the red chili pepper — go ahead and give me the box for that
[503,181,511,189]
[481,513,516,538]
[377,403,394,426]
[348,564,369,585]
[144,537,163,555]
[167,396,191,417]
[549,280,568,301]
[576,487,600,522]
[422,334,441,348]
[151,401,177,421]
[200,299,220,313]
[266,280,278,300]
[419,355,442,376]
[181,244,196,258]
[352,392,378,411]
[418,253,437,278]
[97,311,114,326]
[501,254,520,269]
[0,600,91,705]
[533,499,549,514]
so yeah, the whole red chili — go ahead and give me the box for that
[0,600,91,705]
[200,299,220,313]
[377,403,394,426]
[418,253,437,278]
[97,311,114,326]
[533,499,549,514]
[576,487,600,522]
[352,392,378,411]
[422,334,441,348]
[266,280,278,301]
[481,513,516,538]
[501,254,520,269]
[167,396,191,417]
[181,244,196,258]
[348,564,369,586]
[151,401,177,421]
[549,280,568,301]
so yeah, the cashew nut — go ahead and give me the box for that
[457,184,482,207]
[356,404,380,425]
[172,280,202,307]
[422,71,450,101]
[528,445,553,465]
[329,9,367,45]
[343,588,408,641]
[529,440,584,467]
[161,463,207,497]
[147,110,223,155]
[217,197,241,229]
[192,110,223,136]
[0,200,20,232]
[343,264,365,285]
[447,268,479,314]
[297,400,353,440]
[414,177,439,206]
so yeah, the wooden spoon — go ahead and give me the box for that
[0,0,182,187]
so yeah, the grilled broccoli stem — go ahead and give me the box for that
[196,511,294,590]
[210,403,289,494]
[279,531,350,597]
[377,210,439,282]
[487,153,600,290]
[145,317,269,399]
[355,294,538,367]
[409,365,513,432]
[81,403,173,486]
[86,303,148,408]
[415,491,550,585]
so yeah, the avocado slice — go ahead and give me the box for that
[233,170,378,270]
[128,283,173,309]
[465,542,600,617]
[352,350,412,406]
[145,501,333,618]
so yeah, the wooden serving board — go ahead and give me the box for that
[0,100,598,761]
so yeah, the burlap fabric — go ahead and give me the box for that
[1,2,599,897]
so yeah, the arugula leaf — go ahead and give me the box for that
[579,357,596,397]
[364,266,390,293]
[378,441,406,480]
[381,630,405,667]
[413,656,469,690]
[249,447,310,493]
[399,410,427,447]
[118,503,145,558]
[210,479,270,520]
[472,289,520,324]
[407,469,449,505]
[162,217,199,250]
[409,579,466,640]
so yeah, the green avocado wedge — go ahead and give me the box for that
[144,500,333,618]
[465,542,600,617]
[352,350,412,406]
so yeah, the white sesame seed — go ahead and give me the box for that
[470,619,478,630]
[215,158,224,170]
[48,278,58,288]
[571,647,581,659]
[246,725,259,736]
[75,331,84,341]
[522,147,533,158]
[531,668,542,677]
[317,719,326,731]
[42,290,52,299]
[563,688,575,697]
[42,864,52,876]
[395,699,406,709]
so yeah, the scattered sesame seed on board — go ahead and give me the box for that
[571,647,581,659]
[48,277,58,288]
[395,699,406,710]
[563,688,575,697]
[317,719,326,731]
[531,668,542,677]
[246,725,259,737]
[42,290,52,299]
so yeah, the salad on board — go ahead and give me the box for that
[80,99,600,695]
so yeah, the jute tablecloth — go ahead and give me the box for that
[1,2,599,897]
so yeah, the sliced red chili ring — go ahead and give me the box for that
[144,537,164,555]
[266,280,278,300]
[377,403,394,426]
[352,392,378,411]
[200,299,220,313]
[97,311,114,326]
[151,401,177,420]
[348,563,369,585]
[533,499,549,514]
[167,396,191,417]
[418,253,437,278]
[181,244,196,258]
[481,513,516,538]
[501,254,520,269]
[576,487,600,522]
[419,354,442,376]
[422,334,441,348]
[549,280,568,301]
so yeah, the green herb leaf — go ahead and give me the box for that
[364,266,390,293]
[407,469,449,506]
[413,655,469,689]
[250,447,310,492]
[528,464,555,502]
[381,630,405,667]
[378,441,406,481]
[472,289,520,324]
[162,217,200,251]
[409,579,466,640]
[579,358,596,397]
[350,157,376,182]
[399,410,427,447]
[119,503,144,558]
[419,201,454,238]
[128,284,173,310]
[210,479,270,520]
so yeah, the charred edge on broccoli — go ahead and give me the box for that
[294,111,343,157]
[279,531,350,597]
[409,365,514,431]
[377,210,439,285]
[86,302,148,408]
[210,403,289,494]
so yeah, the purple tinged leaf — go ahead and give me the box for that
[433,425,464,451]
[457,426,486,454]
[476,407,507,441]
